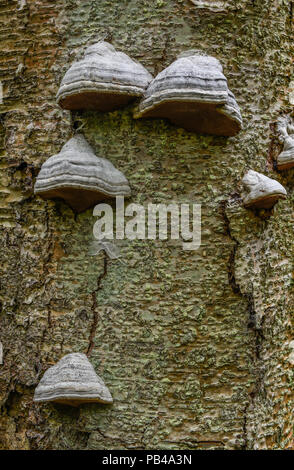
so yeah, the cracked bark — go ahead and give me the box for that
[86,254,108,357]
[0,0,293,450]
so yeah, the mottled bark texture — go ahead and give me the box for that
[0,0,293,450]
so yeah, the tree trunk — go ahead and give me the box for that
[0,0,293,450]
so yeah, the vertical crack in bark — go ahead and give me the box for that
[86,254,108,357]
[43,207,54,331]
[47,307,53,329]
[221,200,241,295]
[221,201,265,449]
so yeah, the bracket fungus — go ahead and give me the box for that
[34,353,113,406]
[56,41,153,111]
[276,115,294,170]
[34,134,131,213]
[189,1,228,12]
[134,51,242,136]
[242,170,287,209]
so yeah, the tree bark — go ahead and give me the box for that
[0,0,293,450]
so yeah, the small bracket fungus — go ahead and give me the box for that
[276,115,294,170]
[189,1,228,12]
[242,170,287,209]
[34,353,113,406]
[34,134,131,213]
[134,51,242,136]
[56,41,153,111]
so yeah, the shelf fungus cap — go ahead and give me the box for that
[34,134,131,213]
[34,353,113,406]
[218,90,242,132]
[134,51,242,136]
[56,41,153,111]
[277,137,294,170]
[189,0,228,11]
[242,170,287,209]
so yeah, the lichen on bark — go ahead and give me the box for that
[0,0,293,450]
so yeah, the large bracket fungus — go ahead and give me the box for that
[134,51,242,136]
[242,170,287,210]
[56,41,153,111]
[34,134,131,213]
[276,115,294,170]
[34,353,113,406]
